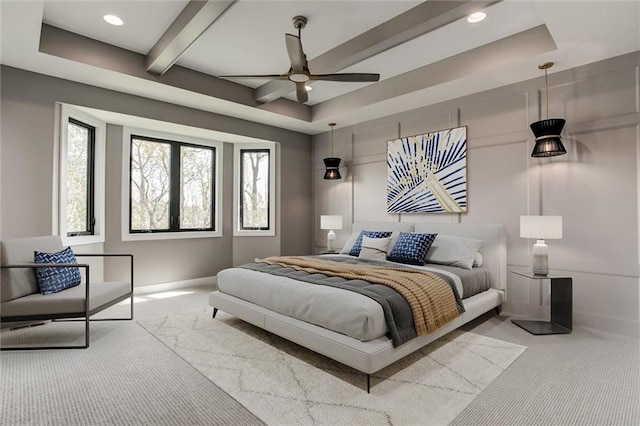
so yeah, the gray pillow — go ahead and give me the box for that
[358,236,392,261]
[425,234,482,270]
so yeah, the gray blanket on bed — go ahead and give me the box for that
[240,256,464,347]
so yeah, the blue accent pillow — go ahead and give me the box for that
[34,247,81,295]
[348,231,393,256]
[387,232,438,265]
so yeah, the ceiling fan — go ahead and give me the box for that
[219,16,380,103]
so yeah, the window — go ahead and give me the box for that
[56,104,105,246]
[180,145,214,230]
[240,149,270,230]
[66,119,95,236]
[123,128,222,240]
[130,135,215,232]
[234,144,276,236]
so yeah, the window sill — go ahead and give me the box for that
[62,234,105,247]
[121,230,222,241]
[233,229,276,237]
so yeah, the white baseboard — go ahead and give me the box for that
[134,276,217,295]
[502,302,639,338]
[573,310,639,338]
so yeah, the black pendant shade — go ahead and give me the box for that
[323,122,342,180]
[529,62,567,158]
[530,118,567,157]
[323,157,342,180]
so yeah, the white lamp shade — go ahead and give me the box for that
[520,215,562,239]
[320,215,342,230]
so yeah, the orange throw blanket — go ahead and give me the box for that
[262,256,460,335]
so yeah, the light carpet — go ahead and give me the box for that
[139,308,526,426]
[1,318,264,426]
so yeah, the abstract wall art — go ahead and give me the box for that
[387,126,467,213]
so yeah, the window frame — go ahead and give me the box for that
[233,143,276,237]
[66,117,96,237]
[122,127,222,241]
[55,104,106,246]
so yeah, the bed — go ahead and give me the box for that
[209,222,506,392]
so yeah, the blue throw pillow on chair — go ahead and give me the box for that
[387,232,438,265]
[34,246,81,295]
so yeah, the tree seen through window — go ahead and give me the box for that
[240,149,270,230]
[130,136,214,232]
[66,119,94,236]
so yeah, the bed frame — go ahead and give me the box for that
[209,223,506,392]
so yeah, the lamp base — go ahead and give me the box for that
[532,239,549,275]
[326,230,336,252]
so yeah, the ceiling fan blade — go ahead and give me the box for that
[219,74,288,80]
[310,73,380,82]
[285,33,306,72]
[295,82,308,103]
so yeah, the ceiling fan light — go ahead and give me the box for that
[289,73,310,83]
[530,118,567,157]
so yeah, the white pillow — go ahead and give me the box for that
[473,251,483,267]
[424,234,482,270]
[340,230,401,255]
[358,236,392,261]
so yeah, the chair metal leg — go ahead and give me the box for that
[1,345,89,351]
[85,315,90,348]
[367,374,370,393]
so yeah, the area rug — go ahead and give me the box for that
[139,308,526,426]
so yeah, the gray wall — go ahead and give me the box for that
[312,52,640,337]
[0,65,312,285]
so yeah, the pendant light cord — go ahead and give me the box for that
[539,62,553,120]
[331,126,333,156]
[329,122,336,156]
[544,67,549,119]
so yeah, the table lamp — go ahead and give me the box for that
[520,215,562,275]
[320,215,342,252]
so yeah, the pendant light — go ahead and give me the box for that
[323,122,342,180]
[530,62,567,158]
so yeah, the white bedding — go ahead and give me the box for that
[211,223,506,382]
[218,267,386,341]
[216,256,469,342]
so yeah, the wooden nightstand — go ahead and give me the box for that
[510,269,572,335]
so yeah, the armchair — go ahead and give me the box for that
[1,236,133,350]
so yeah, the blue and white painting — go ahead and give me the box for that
[387,126,467,213]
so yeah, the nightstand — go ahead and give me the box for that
[317,250,338,255]
[510,269,572,335]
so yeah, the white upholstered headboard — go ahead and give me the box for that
[413,223,507,291]
[348,221,506,291]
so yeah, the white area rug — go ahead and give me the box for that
[139,308,526,426]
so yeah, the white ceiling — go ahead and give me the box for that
[1,0,639,135]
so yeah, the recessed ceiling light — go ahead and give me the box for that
[103,14,124,26]
[305,85,312,92]
[467,12,486,24]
